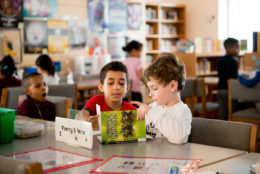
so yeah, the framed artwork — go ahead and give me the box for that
[88,0,108,33]
[24,20,47,53]
[127,2,142,30]
[109,0,127,33]
[23,0,57,18]
[0,28,22,63]
[68,19,88,48]
[47,19,68,53]
[0,0,23,27]
[108,33,126,60]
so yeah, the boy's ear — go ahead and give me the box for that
[24,88,31,95]
[127,84,131,92]
[170,80,178,91]
[98,83,104,93]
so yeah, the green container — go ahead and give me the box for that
[0,108,16,144]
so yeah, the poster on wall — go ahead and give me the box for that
[108,33,126,60]
[24,20,47,53]
[0,0,23,27]
[0,28,22,63]
[47,19,68,53]
[68,19,88,48]
[88,0,108,33]
[109,0,127,33]
[23,0,57,18]
[127,2,142,30]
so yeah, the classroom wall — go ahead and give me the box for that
[20,0,219,70]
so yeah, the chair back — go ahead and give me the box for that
[0,156,43,174]
[1,86,25,109]
[19,95,72,118]
[181,78,195,113]
[228,79,260,102]
[189,117,257,152]
[48,83,77,109]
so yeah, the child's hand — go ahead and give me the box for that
[131,101,151,120]
[75,110,99,130]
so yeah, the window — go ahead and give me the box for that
[218,0,260,51]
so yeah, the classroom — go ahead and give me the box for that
[0,0,260,173]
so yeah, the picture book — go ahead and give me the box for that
[6,147,102,173]
[90,155,202,174]
[97,109,146,144]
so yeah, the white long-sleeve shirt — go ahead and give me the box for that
[145,101,192,144]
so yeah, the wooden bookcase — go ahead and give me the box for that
[175,52,245,77]
[145,3,186,62]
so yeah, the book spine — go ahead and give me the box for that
[253,32,258,52]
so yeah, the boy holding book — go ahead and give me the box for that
[131,53,192,144]
[75,61,136,129]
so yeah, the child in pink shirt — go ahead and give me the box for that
[122,40,143,102]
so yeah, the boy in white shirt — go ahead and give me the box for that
[131,53,192,144]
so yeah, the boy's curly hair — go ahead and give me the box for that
[143,53,186,91]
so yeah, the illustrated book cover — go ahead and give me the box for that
[97,109,146,144]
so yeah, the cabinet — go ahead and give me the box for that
[175,52,245,77]
[145,3,185,61]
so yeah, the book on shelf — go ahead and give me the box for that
[161,9,178,20]
[196,59,211,75]
[146,24,154,34]
[146,7,157,20]
[161,24,177,35]
[240,39,247,51]
[160,39,174,52]
[96,108,146,144]
[146,40,154,51]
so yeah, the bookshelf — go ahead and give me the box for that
[145,3,186,61]
[175,52,245,77]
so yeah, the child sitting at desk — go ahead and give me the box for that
[131,53,192,144]
[75,61,136,129]
[17,72,56,121]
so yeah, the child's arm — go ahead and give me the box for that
[75,109,99,130]
[146,106,192,144]
[130,101,151,120]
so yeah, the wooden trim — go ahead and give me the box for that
[26,162,43,174]
[200,78,207,117]
[227,80,232,121]
[64,98,72,118]
[249,125,257,152]
[73,84,78,109]
[18,95,23,106]
[231,117,260,125]
[1,88,8,108]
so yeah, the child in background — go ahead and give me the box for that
[217,38,239,120]
[0,55,21,97]
[122,40,143,102]
[131,53,192,144]
[17,72,56,121]
[75,61,136,129]
[35,54,60,85]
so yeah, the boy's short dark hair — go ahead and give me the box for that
[224,38,239,49]
[23,72,42,88]
[99,61,129,84]
[143,53,186,91]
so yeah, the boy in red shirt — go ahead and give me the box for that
[75,61,136,129]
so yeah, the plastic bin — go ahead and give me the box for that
[0,108,16,144]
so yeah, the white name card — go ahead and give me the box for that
[55,117,93,149]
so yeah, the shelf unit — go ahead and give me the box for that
[145,3,186,61]
[175,52,245,77]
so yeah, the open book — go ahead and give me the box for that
[97,109,146,144]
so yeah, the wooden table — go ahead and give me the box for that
[76,79,100,102]
[0,131,246,173]
[197,152,260,174]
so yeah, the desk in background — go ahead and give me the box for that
[0,131,246,174]
[76,79,100,103]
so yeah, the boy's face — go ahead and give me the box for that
[147,77,178,106]
[227,43,239,56]
[25,75,48,102]
[98,70,129,104]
